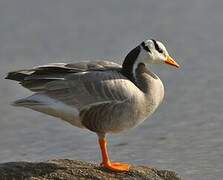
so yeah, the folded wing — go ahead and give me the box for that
[5,60,121,92]
[6,60,142,109]
[6,61,144,131]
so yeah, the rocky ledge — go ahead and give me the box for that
[0,159,181,180]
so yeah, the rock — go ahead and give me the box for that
[0,159,181,180]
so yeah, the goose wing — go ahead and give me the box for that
[44,69,142,109]
[5,60,122,92]
[6,60,142,108]
[7,61,144,132]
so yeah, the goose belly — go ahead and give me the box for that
[80,99,155,133]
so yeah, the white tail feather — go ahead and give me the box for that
[13,93,83,128]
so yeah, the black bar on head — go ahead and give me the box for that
[151,39,163,53]
[141,41,151,53]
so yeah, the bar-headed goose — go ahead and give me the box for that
[5,39,180,172]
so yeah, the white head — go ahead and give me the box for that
[138,39,180,68]
[122,39,180,81]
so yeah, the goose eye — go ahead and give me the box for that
[158,49,163,54]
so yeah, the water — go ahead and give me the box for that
[0,0,223,179]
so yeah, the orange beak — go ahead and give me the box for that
[165,55,180,68]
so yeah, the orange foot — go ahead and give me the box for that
[102,162,130,172]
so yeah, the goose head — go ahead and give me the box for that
[122,39,180,81]
[139,39,180,68]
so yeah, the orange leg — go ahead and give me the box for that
[99,138,130,172]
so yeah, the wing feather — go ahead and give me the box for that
[5,60,121,92]
[45,70,143,110]
[6,60,143,113]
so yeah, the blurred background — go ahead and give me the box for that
[0,0,223,179]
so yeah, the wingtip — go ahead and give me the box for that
[4,72,15,80]
[4,72,10,80]
[4,71,28,81]
[11,98,31,107]
[11,100,22,107]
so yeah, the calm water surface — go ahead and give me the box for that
[0,1,223,179]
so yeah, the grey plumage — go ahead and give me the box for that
[6,61,121,92]
[6,40,169,134]
[5,39,181,172]
[6,60,164,133]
